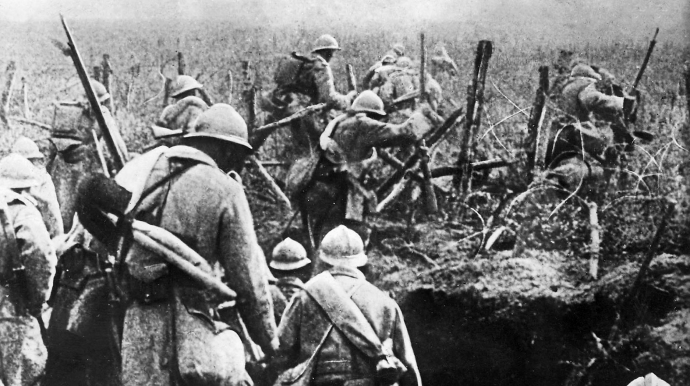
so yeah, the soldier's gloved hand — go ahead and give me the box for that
[346,90,357,102]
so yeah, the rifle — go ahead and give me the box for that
[376,107,464,198]
[60,15,125,171]
[346,64,357,93]
[632,28,659,92]
[626,28,659,124]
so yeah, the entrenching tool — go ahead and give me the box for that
[60,15,126,171]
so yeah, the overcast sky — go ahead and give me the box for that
[0,0,687,42]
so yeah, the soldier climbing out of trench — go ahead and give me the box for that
[256,34,357,154]
[544,63,643,196]
[362,43,406,89]
[286,90,434,263]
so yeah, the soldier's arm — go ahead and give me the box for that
[275,292,304,370]
[363,62,382,89]
[13,203,57,314]
[356,114,419,149]
[219,183,278,353]
[579,84,624,117]
[312,60,353,110]
[392,304,422,386]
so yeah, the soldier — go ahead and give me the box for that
[370,57,443,116]
[11,136,64,238]
[275,225,421,386]
[0,154,57,386]
[288,90,431,250]
[269,237,310,301]
[256,34,356,154]
[545,64,637,193]
[48,79,129,230]
[99,103,278,386]
[152,75,209,140]
[363,43,406,89]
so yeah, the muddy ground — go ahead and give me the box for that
[249,191,689,386]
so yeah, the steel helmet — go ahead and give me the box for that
[350,90,386,116]
[312,34,341,53]
[185,104,252,150]
[270,237,310,271]
[11,136,44,159]
[0,154,41,189]
[381,54,396,65]
[570,64,602,81]
[392,43,405,57]
[90,80,111,103]
[319,225,367,267]
[170,75,203,98]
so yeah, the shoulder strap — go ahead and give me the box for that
[0,197,20,280]
[285,280,364,383]
[306,272,389,360]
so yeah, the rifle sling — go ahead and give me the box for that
[305,272,389,361]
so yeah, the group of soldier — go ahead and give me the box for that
[0,30,658,386]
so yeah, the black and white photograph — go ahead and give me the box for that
[0,0,688,385]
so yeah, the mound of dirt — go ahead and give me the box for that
[366,219,689,386]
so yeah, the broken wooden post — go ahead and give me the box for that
[457,40,492,200]
[685,65,690,120]
[21,76,30,118]
[525,66,549,179]
[587,201,601,279]
[101,54,114,112]
[177,52,186,76]
[241,61,257,137]
[1,61,17,127]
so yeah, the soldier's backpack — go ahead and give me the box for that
[274,52,314,94]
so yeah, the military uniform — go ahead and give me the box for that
[276,226,420,386]
[369,59,443,118]
[298,107,422,242]
[546,64,631,191]
[0,187,57,386]
[260,52,353,154]
[50,103,129,231]
[157,96,209,134]
[115,144,276,386]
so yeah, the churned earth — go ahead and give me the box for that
[249,194,689,386]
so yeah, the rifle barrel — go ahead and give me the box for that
[61,15,125,171]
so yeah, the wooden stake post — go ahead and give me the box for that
[457,41,492,200]
[101,54,114,112]
[525,66,549,177]
[1,61,17,127]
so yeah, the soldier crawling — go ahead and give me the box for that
[256,34,357,154]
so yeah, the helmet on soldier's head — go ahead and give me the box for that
[0,154,41,189]
[11,136,43,159]
[170,75,203,98]
[319,225,367,267]
[570,64,602,81]
[90,80,111,103]
[381,54,396,65]
[312,34,341,53]
[270,238,310,271]
[350,90,386,116]
[392,43,405,57]
[185,104,252,150]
